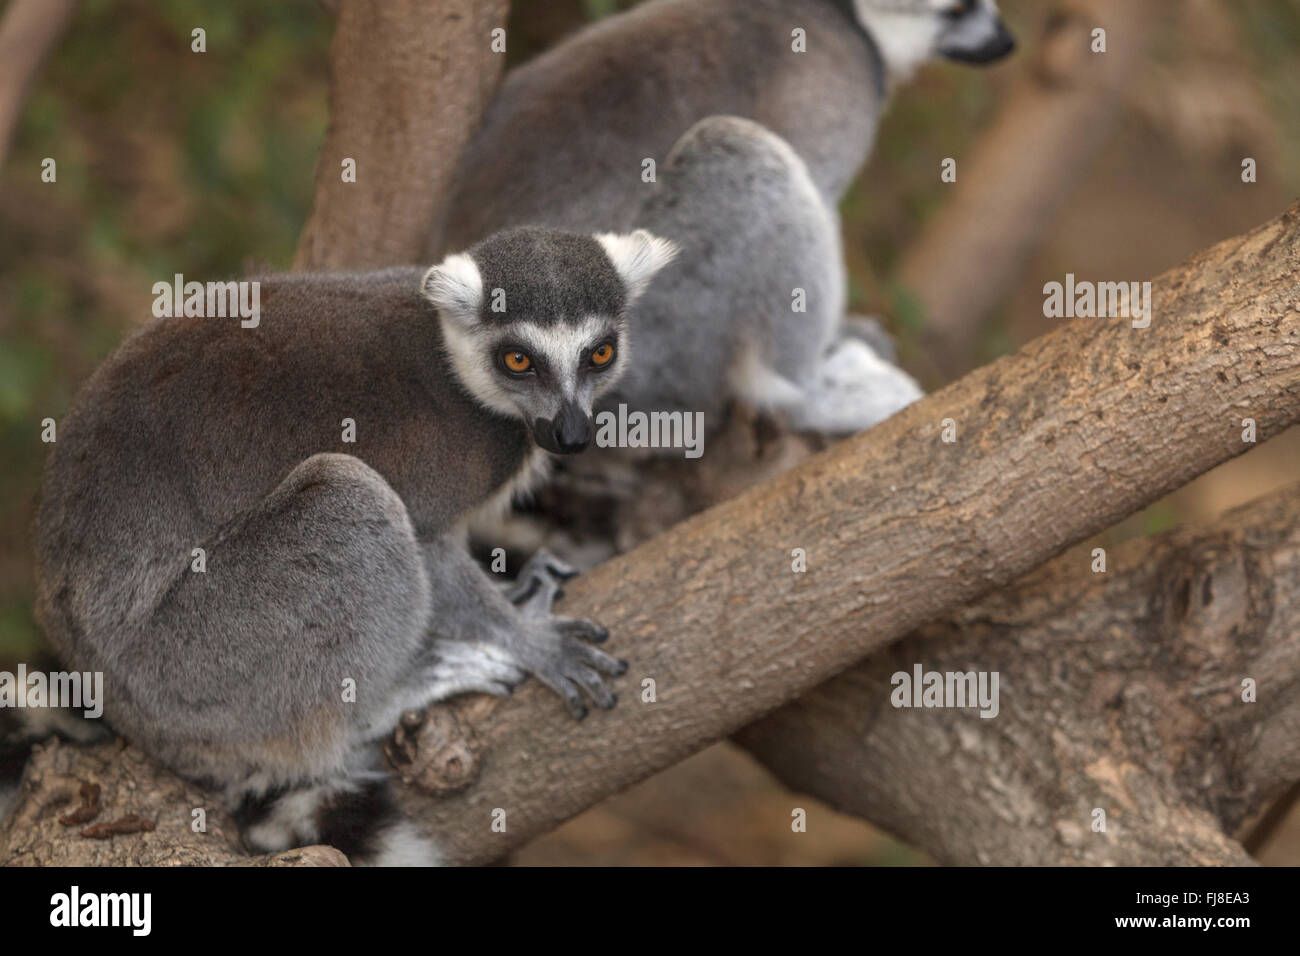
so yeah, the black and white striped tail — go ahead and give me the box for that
[233,773,442,866]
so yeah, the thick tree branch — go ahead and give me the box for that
[738,482,1300,866]
[292,0,509,270]
[0,737,346,866]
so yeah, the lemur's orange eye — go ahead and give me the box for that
[503,350,532,373]
[590,343,615,367]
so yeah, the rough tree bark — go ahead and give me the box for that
[897,0,1161,379]
[3,202,1296,866]
[0,737,345,866]
[292,0,509,270]
[737,483,1300,866]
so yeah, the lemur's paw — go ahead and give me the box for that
[520,619,627,720]
[504,548,579,613]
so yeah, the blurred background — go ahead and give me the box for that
[1,0,1298,864]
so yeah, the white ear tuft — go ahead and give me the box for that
[420,252,483,322]
[595,229,679,307]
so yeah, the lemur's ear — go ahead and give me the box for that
[595,229,679,307]
[420,253,483,324]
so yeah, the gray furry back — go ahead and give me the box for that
[434,0,884,253]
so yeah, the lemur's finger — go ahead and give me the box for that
[574,642,628,676]
[555,617,609,643]
[505,549,578,607]
[541,673,588,721]
[571,667,617,710]
[502,574,539,606]
[518,547,578,580]
[516,578,564,619]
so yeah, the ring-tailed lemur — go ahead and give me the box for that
[435,0,1015,250]
[29,226,676,864]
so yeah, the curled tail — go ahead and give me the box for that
[233,772,442,866]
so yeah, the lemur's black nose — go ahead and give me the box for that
[553,408,592,454]
[535,405,593,454]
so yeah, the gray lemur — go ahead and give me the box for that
[436,0,1016,249]
[31,226,676,864]
[434,0,1014,438]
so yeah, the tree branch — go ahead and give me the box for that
[738,481,1300,865]
[292,0,509,270]
[0,737,346,866]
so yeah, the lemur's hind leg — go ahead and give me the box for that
[412,537,624,719]
[120,452,443,864]
[133,452,435,783]
[733,337,922,436]
[624,117,921,437]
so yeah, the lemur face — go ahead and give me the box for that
[422,227,677,454]
[851,0,1015,81]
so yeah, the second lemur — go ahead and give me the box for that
[436,0,1015,250]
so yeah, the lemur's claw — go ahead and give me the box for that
[520,615,624,719]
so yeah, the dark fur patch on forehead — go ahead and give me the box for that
[468,227,627,326]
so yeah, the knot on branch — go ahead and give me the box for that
[385,706,481,795]
[1153,534,1274,675]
